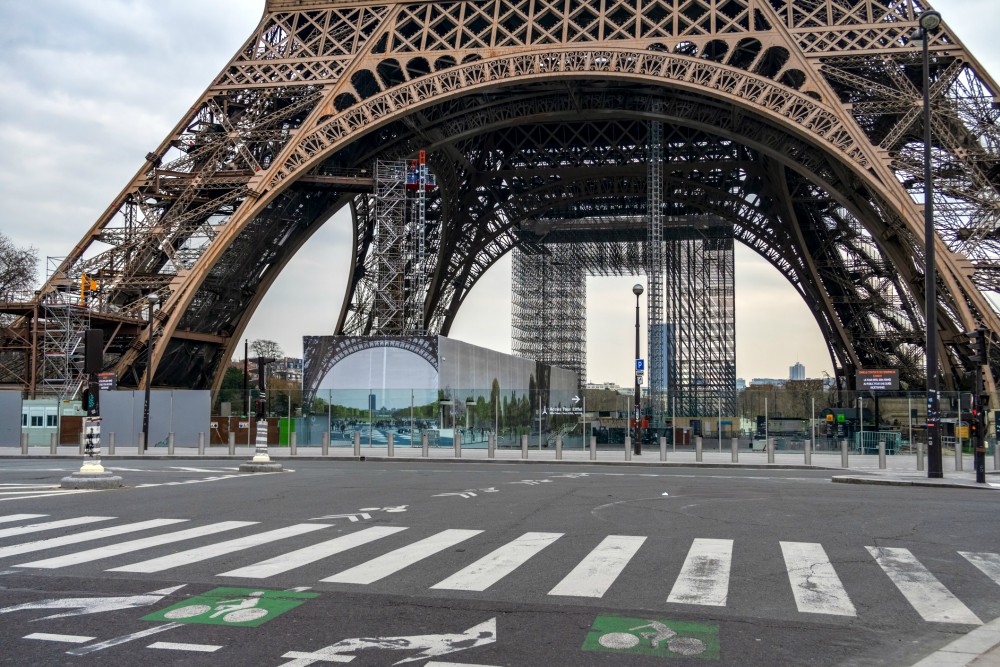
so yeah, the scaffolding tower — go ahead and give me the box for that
[646,120,666,429]
[40,296,90,400]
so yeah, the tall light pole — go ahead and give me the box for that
[913,9,943,478]
[633,283,644,455]
[141,293,159,451]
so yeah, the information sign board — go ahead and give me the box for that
[856,368,899,391]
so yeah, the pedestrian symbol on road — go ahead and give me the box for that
[582,614,719,660]
[143,588,317,627]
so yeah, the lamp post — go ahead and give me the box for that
[633,283,643,455]
[141,293,159,451]
[913,9,944,478]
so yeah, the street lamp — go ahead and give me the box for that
[912,9,943,478]
[633,283,644,455]
[141,293,159,451]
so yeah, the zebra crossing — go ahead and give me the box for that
[0,484,95,503]
[1,513,997,626]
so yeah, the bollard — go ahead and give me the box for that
[520,434,528,459]
[955,442,963,471]
[767,437,775,464]
[455,431,462,458]
[917,442,925,471]
[321,431,330,456]
[994,440,999,471]
[625,436,632,461]
[590,435,597,461]
[804,439,811,466]
[138,432,145,456]
[109,432,116,455]
[840,439,849,468]
[50,432,57,455]
[878,440,886,469]
[488,433,495,458]
[731,437,738,463]
[167,432,175,455]
[695,436,703,462]
[290,432,297,457]
[353,431,361,457]
[421,431,429,457]
[228,432,236,456]
[387,433,393,457]
[659,436,667,462]
[21,432,28,455]
[555,436,562,460]
[198,432,206,456]
[79,432,86,455]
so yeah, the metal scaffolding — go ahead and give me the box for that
[646,120,666,429]
[372,159,408,335]
[40,297,90,400]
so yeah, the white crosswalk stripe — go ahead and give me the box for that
[780,541,856,616]
[0,514,48,526]
[548,535,646,598]
[17,521,258,569]
[867,546,982,625]
[667,538,733,607]
[219,526,409,579]
[0,516,114,540]
[323,529,483,585]
[0,519,188,559]
[958,551,1000,588]
[432,532,562,591]
[108,524,331,573]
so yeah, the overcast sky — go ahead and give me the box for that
[1,0,996,388]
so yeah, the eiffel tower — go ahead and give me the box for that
[1,0,998,406]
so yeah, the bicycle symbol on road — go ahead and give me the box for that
[164,592,269,624]
[583,614,719,660]
[144,587,318,627]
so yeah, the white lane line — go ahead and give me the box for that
[0,519,188,559]
[432,532,563,591]
[68,623,184,656]
[867,546,982,625]
[108,524,330,573]
[18,521,258,569]
[0,516,115,540]
[147,641,223,653]
[219,526,409,578]
[780,541,856,616]
[0,514,47,525]
[958,551,1000,587]
[548,535,646,598]
[323,529,483,585]
[0,490,94,502]
[0,485,58,489]
[667,538,733,607]
[24,633,95,643]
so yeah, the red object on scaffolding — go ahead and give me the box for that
[405,150,437,192]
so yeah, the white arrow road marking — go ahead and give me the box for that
[24,633,96,643]
[279,617,496,666]
[0,585,186,620]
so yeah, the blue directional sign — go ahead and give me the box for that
[635,359,645,372]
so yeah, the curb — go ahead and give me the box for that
[832,475,997,491]
[910,615,1000,666]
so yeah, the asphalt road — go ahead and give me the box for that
[0,459,997,666]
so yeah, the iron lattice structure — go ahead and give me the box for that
[2,0,1000,398]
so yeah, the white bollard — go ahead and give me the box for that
[21,432,28,455]
[79,431,85,455]
[488,433,495,458]
[321,431,329,456]
[290,431,297,457]
[804,439,811,465]
[455,431,462,458]
[50,432,57,455]
[590,435,597,461]
[917,442,925,471]
[228,432,236,456]
[555,436,562,460]
[841,439,849,468]
[387,432,393,457]
[660,436,667,462]
[138,432,145,456]
[625,436,632,461]
[878,440,886,469]
[695,436,703,462]
[108,432,116,455]
[731,437,738,463]
[167,432,175,455]
[422,432,429,457]
[198,432,205,456]
[767,437,775,464]
[353,431,361,457]
[994,440,999,471]
[520,434,528,459]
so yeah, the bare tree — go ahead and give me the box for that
[0,232,38,300]
[250,339,283,361]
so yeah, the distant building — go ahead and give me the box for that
[736,378,746,391]
[789,362,805,381]
[750,378,785,387]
